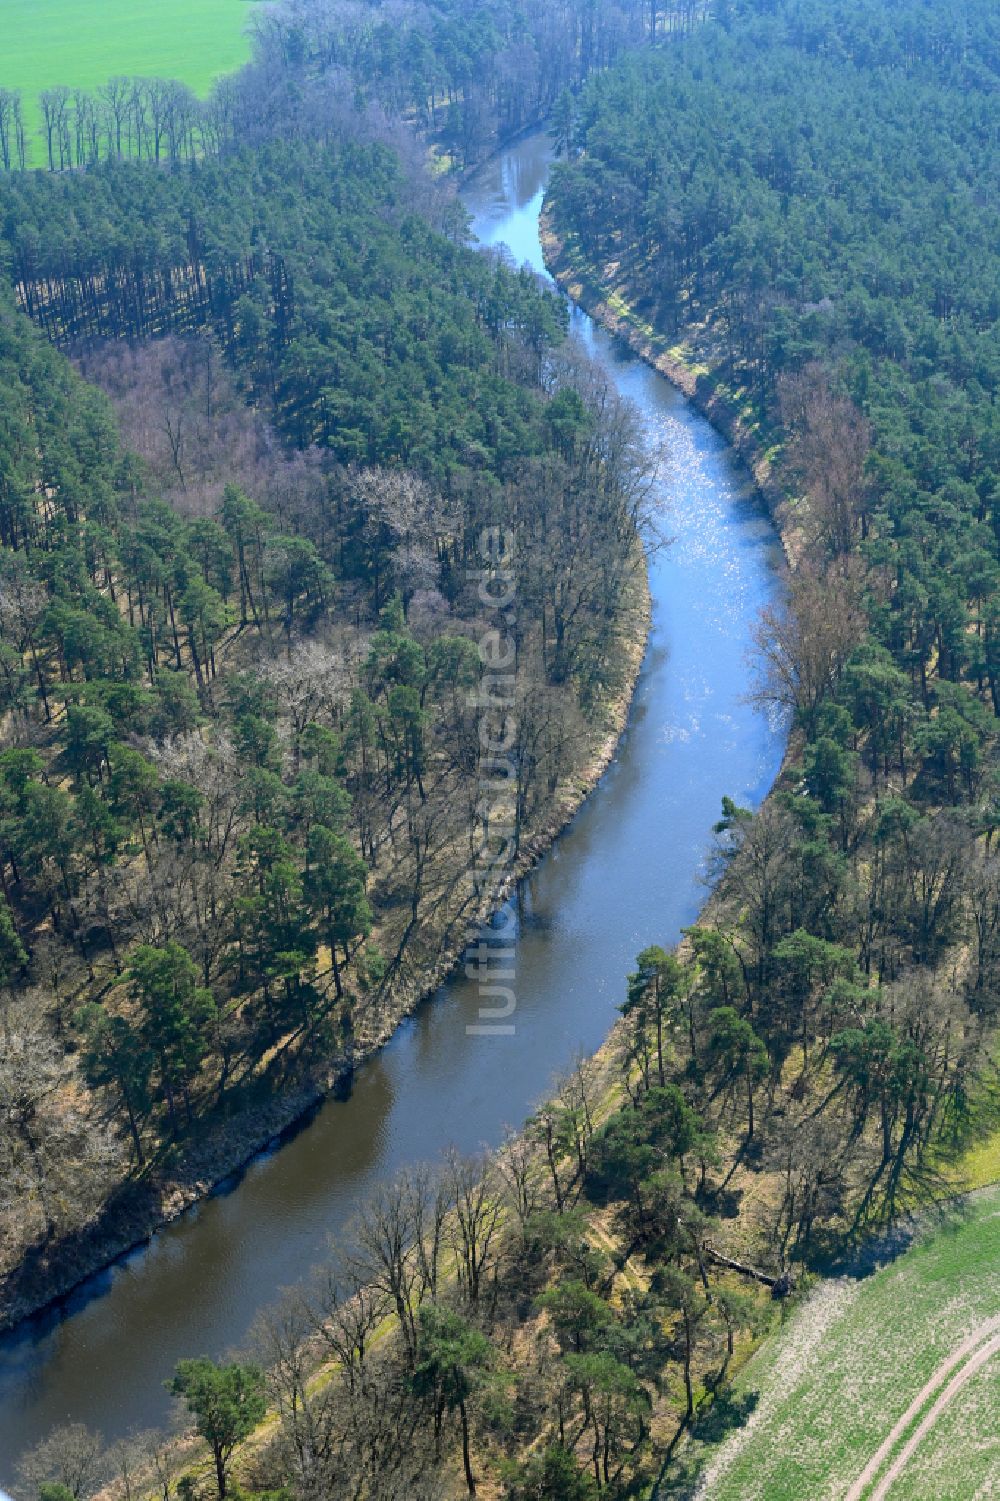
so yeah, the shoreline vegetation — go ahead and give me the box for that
[540,210,796,567]
[33,158,799,1501]
[0,543,652,1337]
[10,0,1000,1495]
[539,213,999,1490]
[506,8,1000,1488]
[542,162,1000,1201]
[0,123,665,1337]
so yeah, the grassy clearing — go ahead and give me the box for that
[947,1069,1000,1192]
[676,1186,1000,1501]
[3,0,252,155]
[956,1131,1000,1192]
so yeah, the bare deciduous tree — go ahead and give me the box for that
[15,1421,107,1501]
[751,562,865,736]
[779,363,871,560]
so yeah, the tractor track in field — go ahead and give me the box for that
[845,1316,1000,1500]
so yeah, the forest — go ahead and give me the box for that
[6,139,567,469]
[0,121,655,1339]
[0,0,706,175]
[7,0,1000,1496]
[548,0,1000,837]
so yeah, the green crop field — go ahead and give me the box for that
[882,1361,999,1501]
[672,1186,1000,1501]
[3,0,253,157]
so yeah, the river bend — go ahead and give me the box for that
[0,130,784,1474]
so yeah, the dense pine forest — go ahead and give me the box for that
[0,125,653,1333]
[6,140,566,467]
[7,0,1000,1496]
[0,0,703,174]
[545,0,1000,1127]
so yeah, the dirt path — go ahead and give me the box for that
[845,1316,1000,1501]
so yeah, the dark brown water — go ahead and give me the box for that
[0,131,784,1476]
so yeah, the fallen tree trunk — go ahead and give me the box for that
[705,1245,795,1297]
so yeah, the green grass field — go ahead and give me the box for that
[672,1186,1000,1500]
[884,1361,999,1501]
[3,0,253,158]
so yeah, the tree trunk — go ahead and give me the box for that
[460,1397,476,1495]
[683,1312,695,1420]
[213,1444,227,1500]
[122,1085,144,1166]
[330,935,343,998]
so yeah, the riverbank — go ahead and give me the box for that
[0,551,652,1339]
[539,210,802,570]
[0,129,789,1465]
[72,140,1000,1501]
[539,198,1000,1496]
[541,204,1000,1186]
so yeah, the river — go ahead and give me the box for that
[0,130,784,1476]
